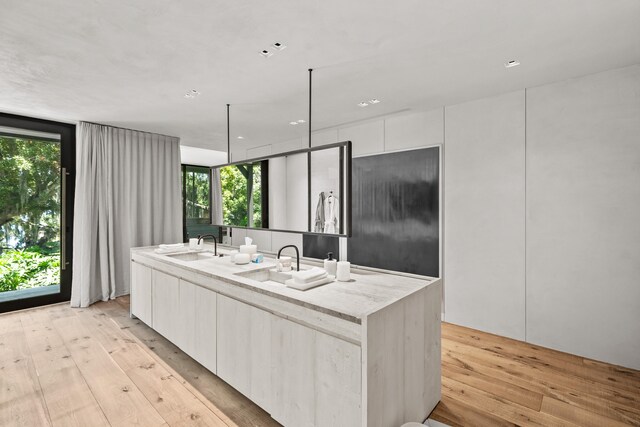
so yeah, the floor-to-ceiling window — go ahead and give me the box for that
[0,113,75,313]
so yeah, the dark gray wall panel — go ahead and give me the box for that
[348,147,439,277]
[303,234,339,260]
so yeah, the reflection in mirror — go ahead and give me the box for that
[311,147,342,234]
[268,152,308,232]
[218,161,267,228]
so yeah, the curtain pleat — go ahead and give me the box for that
[71,122,182,307]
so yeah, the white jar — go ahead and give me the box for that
[336,261,351,282]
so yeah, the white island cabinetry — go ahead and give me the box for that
[130,246,442,427]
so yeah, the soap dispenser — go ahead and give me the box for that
[324,252,337,277]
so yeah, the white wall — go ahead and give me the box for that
[444,90,526,341]
[525,65,640,369]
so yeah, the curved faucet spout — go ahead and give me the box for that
[277,245,300,271]
[197,234,218,256]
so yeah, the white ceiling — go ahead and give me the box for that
[1,0,639,151]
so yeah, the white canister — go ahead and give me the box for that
[229,250,239,262]
[336,261,351,282]
[234,253,251,265]
[189,238,198,249]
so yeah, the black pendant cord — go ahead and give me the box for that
[308,68,313,149]
[307,68,313,231]
[226,103,230,163]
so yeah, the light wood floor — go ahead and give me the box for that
[1,298,639,427]
[431,324,640,426]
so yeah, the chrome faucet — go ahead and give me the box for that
[277,245,300,271]
[197,234,218,256]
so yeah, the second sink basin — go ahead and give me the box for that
[236,268,294,285]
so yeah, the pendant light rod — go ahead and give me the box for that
[308,68,313,149]
[226,103,230,163]
[307,68,313,231]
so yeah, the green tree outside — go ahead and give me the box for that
[220,163,262,228]
[0,135,61,293]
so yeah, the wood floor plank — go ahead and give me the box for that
[93,299,279,427]
[444,322,586,366]
[444,322,640,394]
[20,311,110,427]
[540,395,632,427]
[443,338,640,402]
[431,397,518,427]
[447,344,640,410]
[582,357,640,381]
[74,306,229,427]
[0,321,52,427]
[52,312,167,427]
[442,361,543,410]
[444,347,640,425]
[443,324,640,391]
[442,376,580,427]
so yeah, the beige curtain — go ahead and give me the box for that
[71,122,182,307]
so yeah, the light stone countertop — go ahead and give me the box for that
[131,244,439,324]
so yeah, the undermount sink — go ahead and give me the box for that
[165,251,218,262]
[235,268,294,285]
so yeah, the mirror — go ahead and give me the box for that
[212,142,351,236]
[310,146,343,234]
[267,152,308,232]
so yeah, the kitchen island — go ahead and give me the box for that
[130,244,441,427]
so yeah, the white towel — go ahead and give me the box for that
[291,267,327,284]
[285,276,333,291]
[154,246,189,254]
[159,243,185,249]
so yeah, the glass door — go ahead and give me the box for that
[0,113,75,313]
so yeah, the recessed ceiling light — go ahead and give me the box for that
[184,89,200,99]
[504,60,520,68]
[237,136,244,139]
[272,42,287,51]
[369,99,381,104]
[297,119,306,123]
[357,102,369,107]
[289,121,298,125]
[260,49,273,58]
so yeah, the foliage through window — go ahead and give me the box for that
[0,135,61,293]
[220,162,265,228]
[183,166,211,223]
